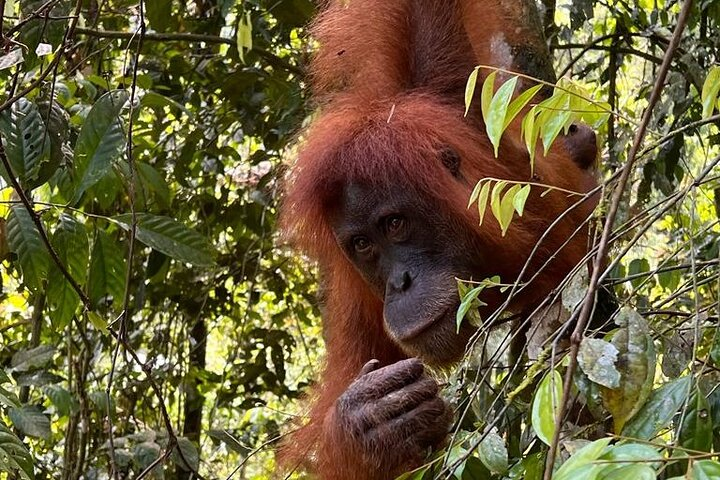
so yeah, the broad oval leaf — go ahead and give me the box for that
[0,423,34,479]
[679,389,712,453]
[7,205,49,292]
[693,460,720,480]
[112,213,215,267]
[72,90,129,203]
[47,214,88,328]
[578,338,620,389]
[531,369,563,446]
[622,376,692,440]
[554,437,612,480]
[11,345,55,372]
[0,97,49,188]
[478,427,509,474]
[8,406,50,440]
[599,464,656,480]
[88,230,127,306]
[601,308,656,433]
[486,77,518,157]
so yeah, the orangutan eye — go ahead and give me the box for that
[352,236,372,254]
[385,215,405,235]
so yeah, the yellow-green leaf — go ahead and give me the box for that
[477,181,491,225]
[701,66,720,119]
[486,77,519,157]
[465,67,480,116]
[513,184,531,216]
[531,369,563,446]
[490,181,507,226]
[481,71,497,120]
[504,84,542,130]
[499,184,520,236]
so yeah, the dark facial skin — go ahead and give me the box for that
[330,179,481,365]
[327,169,478,477]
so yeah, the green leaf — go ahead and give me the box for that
[498,184,520,236]
[0,385,20,409]
[42,385,78,417]
[236,11,253,63]
[112,213,215,267]
[8,406,50,440]
[522,106,540,167]
[490,181,507,226]
[485,77,518,157]
[481,71,497,120]
[679,389,712,453]
[623,376,692,439]
[627,258,650,289]
[456,285,485,332]
[173,437,200,472]
[554,438,612,480]
[137,163,171,210]
[538,93,572,155]
[513,184,531,216]
[478,428,509,474]
[701,66,720,119]
[0,97,49,188]
[693,460,720,480]
[7,205,49,292]
[598,443,661,479]
[476,181,491,225]
[531,369,563,446]
[0,423,34,479]
[504,84,542,130]
[72,90,129,203]
[11,345,55,372]
[578,338,620,388]
[88,230,127,306]
[47,214,88,328]
[599,464,656,480]
[86,311,108,334]
[465,67,480,116]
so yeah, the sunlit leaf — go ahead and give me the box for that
[465,67,480,116]
[578,338,620,389]
[513,184,531,216]
[490,181,507,227]
[701,66,720,119]
[486,77,518,157]
[504,84,542,130]
[481,71,497,121]
[498,184,520,236]
[477,181,491,225]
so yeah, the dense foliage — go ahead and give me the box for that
[0,0,718,479]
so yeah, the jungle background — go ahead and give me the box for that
[0,0,719,479]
